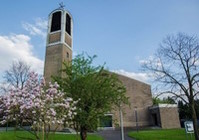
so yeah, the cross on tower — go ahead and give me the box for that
[59,2,65,9]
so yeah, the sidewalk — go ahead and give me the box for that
[98,129,135,140]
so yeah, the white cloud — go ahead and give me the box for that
[35,18,48,30]
[72,51,78,58]
[139,55,154,65]
[139,55,163,69]
[22,18,47,38]
[111,69,150,83]
[0,34,44,75]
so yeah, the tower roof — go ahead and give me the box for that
[49,5,73,20]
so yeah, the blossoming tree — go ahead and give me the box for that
[0,72,77,140]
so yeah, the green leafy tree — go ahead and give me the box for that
[178,100,192,120]
[54,54,128,140]
[178,100,199,120]
[153,96,176,105]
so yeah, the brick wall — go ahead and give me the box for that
[112,73,153,128]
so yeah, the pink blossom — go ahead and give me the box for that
[0,72,77,133]
[32,111,36,114]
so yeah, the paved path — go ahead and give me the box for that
[98,129,135,140]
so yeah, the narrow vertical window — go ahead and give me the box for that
[67,52,69,58]
[51,11,61,32]
[65,14,71,35]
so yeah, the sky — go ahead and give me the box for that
[0,0,199,85]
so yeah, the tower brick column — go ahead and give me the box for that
[44,8,73,84]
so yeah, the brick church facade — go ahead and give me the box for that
[44,7,181,129]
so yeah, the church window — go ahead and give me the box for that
[67,52,69,58]
[99,114,113,127]
[51,11,61,32]
[65,14,71,35]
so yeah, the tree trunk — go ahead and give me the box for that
[45,125,49,140]
[80,126,87,140]
[191,102,199,140]
[42,123,44,140]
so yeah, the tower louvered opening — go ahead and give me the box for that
[51,11,61,32]
[65,14,71,35]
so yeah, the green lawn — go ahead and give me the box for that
[128,129,195,140]
[0,131,103,140]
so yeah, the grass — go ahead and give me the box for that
[0,131,104,140]
[128,129,195,140]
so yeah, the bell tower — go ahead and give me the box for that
[44,5,73,84]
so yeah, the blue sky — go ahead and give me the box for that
[0,0,199,83]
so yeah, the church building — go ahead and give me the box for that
[44,6,181,129]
